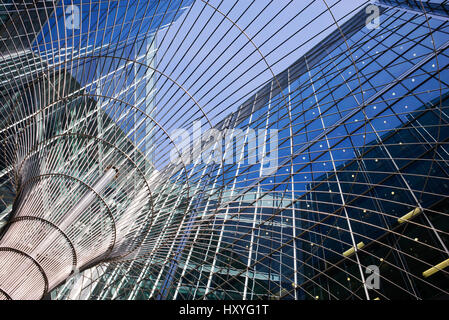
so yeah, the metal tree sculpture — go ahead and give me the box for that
[0,0,449,301]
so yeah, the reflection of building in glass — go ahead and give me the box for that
[0,0,449,300]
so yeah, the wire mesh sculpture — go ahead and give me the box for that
[0,0,449,300]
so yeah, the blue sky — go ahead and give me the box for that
[156,0,370,130]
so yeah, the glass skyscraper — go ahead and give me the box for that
[0,0,448,300]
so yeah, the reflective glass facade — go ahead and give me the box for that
[0,1,448,300]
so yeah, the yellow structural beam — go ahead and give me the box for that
[398,207,422,224]
[422,258,449,278]
[343,241,365,257]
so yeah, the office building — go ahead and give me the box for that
[0,0,448,300]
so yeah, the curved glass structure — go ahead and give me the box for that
[0,0,448,300]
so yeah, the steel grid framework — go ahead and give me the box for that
[0,0,448,300]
